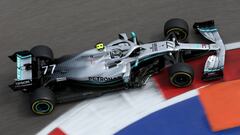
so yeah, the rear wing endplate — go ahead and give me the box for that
[8,51,33,91]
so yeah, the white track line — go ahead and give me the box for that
[38,42,240,135]
[225,42,240,50]
[38,80,165,135]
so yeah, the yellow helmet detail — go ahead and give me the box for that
[95,42,105,51]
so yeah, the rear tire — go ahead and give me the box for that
[164,18,189,41]
[30,45,54,78]
[30,87,56,115]
[30,45,54,61]
[169,63,194,87]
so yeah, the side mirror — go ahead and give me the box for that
[118,33,128,40]
[131,32,137,44]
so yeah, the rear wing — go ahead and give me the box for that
[193,20,225,81]
[8,51,33,91]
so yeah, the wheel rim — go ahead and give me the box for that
[32,100,54,115]
[167,28,187,41]
[170,72,192,87]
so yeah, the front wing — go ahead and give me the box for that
[193,20,225,81]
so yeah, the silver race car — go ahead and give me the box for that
[9,19,225,115]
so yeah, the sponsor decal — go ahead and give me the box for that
[151,43,158,52]
[89,76,122,82]
[56,77,67,82]
[202,44,207,48]
[15,79,32,86]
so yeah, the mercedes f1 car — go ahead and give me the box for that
[9,18,225,115]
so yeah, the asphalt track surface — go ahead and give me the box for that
[0,0,240,134]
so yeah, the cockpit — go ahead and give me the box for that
[108,41,132,58]
[95,32,146,59]
[110,48,127,58]
[110,45,145,59]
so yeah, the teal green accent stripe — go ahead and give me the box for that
[131,32,136,38]
[131,53,163,68]
[16,54,31,80]
[198,27,217,32]
[134,59,139,67]
[16,54,31,59]
[205,69,221,72]
[81,79,122,85]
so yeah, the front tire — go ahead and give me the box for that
[30,87,56,115]
[169,63,194,87]
[164,18,189,41]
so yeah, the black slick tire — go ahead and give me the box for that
[30,87,55,115]
[164,18,189,41]
[169,63,194,87]
[30,45,54,61]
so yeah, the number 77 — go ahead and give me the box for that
[42,64,56,75]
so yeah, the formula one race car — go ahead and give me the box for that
[9,18,225,115]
